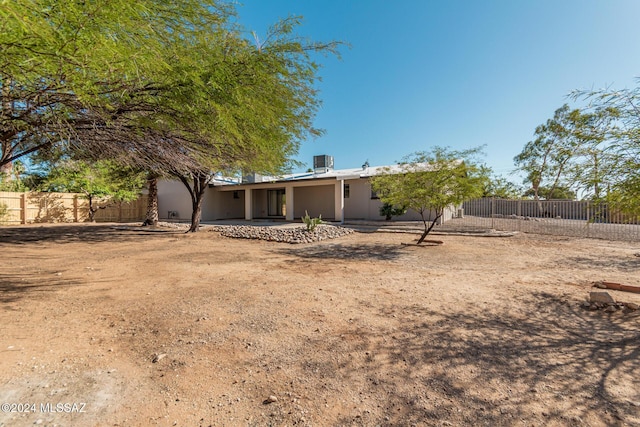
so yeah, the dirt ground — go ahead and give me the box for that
[1,223,639,427]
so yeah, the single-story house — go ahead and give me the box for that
[157,155,458,223]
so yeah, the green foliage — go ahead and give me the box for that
[0,202,8,223]
[1,0,341,231]
[379,203,407,220]
[45,160,146,221]
[302,210,323,232]
[571,81,640,215]
[514,104,617,202]
[522,185,576,200]
[0,161,30,192]
[371,146,486,243]
[0,1,336,170]
[478,166,522,199]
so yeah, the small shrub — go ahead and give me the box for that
[380,203,407,220]
[302,210,322,232]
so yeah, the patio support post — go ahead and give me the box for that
[285,185,294,221]
[334,180,344,223]
[244,188,253,220]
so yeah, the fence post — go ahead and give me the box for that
[586,201,590,238]
[20,193,26,224]
[490,197,494,229]
[73,195,79,222]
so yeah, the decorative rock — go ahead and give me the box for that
[589,292,615,304]
[594,282,608,289]
[605,305,618,313]
[210,224,354,244]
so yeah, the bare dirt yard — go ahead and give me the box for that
[1,223,639,427]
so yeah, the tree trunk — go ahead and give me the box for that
[531,180,544,216]
[0,156,12,178]
[142,175,159,226]
[416,208,441,244]
[176,172,211,233]
[189,193,204,232]
[88,194,97,222]
[1,77,13,177]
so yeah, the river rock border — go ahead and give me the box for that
[210,224,354,244]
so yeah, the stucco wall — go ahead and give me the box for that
[343,179,370,219]
[343,178,454,222]
[159,178,458,223]
[157,180,192,220]
[293,185,335,219]
[204,189,245,220]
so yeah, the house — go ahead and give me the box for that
[157,155,457,223]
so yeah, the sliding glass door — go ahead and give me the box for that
[267,189,286,217]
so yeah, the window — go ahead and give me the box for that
[371,189,379,199]
[344,184,350,198]
[233,191,240,199]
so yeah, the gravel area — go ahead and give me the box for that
[209,223,354,243]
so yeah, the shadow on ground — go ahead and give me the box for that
[565,255,640,273]
[0,271,82,304]
[0,224,182,245]
[273,242,410,261]
[301,292,640,426]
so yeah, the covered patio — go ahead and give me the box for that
[215,178,346,222]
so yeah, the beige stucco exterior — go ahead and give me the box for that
[158,176,455,224]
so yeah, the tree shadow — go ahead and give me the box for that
[565,256,640,273]
[0,271,82,304]
[0,224,182,245]
[273,242,410,261]
[27,192,71,223]
[304,292,640,426]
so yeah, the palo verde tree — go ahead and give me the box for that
[44,159,146,222]
[371,146,486,245]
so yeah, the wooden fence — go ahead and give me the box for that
[0,191,148,225]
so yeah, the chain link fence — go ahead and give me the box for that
[444,198,640,242]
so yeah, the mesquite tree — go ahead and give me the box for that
[1,2,340,232]
[371,147,485,245]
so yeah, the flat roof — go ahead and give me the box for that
[210,164,414,187]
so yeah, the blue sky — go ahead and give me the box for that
[234,1,640,181]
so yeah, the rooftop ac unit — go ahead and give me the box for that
[242,173,262,184]
[313,155,334,173]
